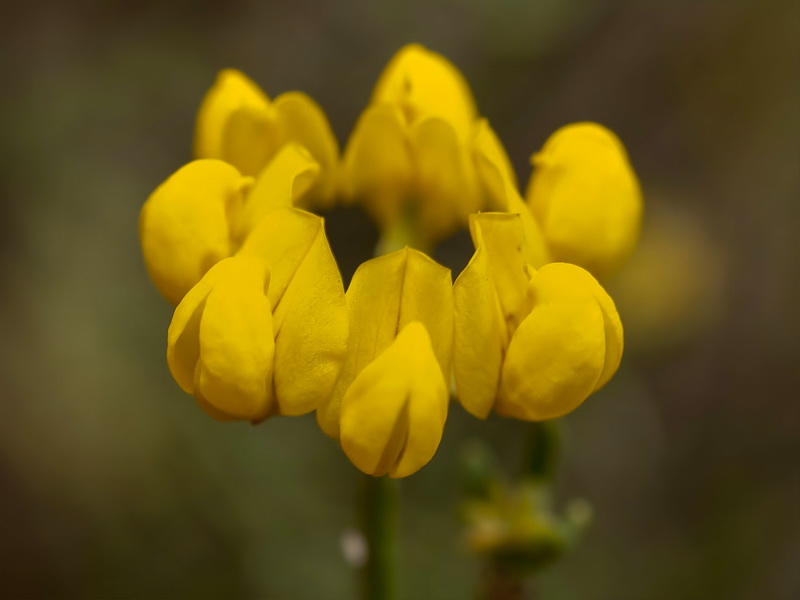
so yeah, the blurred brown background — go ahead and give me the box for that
[1,1,798,599]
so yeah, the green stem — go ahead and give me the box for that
[523,421,561,482]
[360,474,399,600]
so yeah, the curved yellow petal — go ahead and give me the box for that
[269,215,348,416]
[318,247,453,438]
[339,322,448,478]
[466,213,530,332]
[525,122,642,278]
[236,143,320,241]
[140,160,250,305]
[497,262,622,421]
[497,297,605,422]
[411,116,481,241]
[472,120,550,267]
[272,91,340,208]
[341,104,412,225]
[471,119,518,209]
[371,44,477,140]
[525,263,623,392]
[452,237,505,419]
[195,69,276,176]
[167,256,275,422]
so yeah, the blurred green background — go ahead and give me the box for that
[1,1,798,598]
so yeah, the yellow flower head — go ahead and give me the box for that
[195,69,339,207]
[525,122,642,278]
[342,44,484,244]
[141,47,642,479]
[454,213,622,421]
[319,248,453,478]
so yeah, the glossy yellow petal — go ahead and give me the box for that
[167,256,274,422]
[235,143,320,241]
[472,121,550,267]
[272,92,340,208]
[195,69,277,177]
[411,116,481,241]
[268,214,348,416]
[341,104,412,224]
[452,236,505,419]
[523,263,623,392]
[525,122,642,278]
[497,262,621,421]
[467,213,530,332]
[318,247,453,438]
[238,207,324,306]
[140,160,250,305]
[471,119,518,209]
[339,322,448,478]
[371,43,477,140]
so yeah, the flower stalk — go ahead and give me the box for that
[360,474,399,600]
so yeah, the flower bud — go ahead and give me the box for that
[525,123,642,278]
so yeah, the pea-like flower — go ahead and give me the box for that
[167,206,348,422]
[342,44,485,245]
[195,69,339,207]
[140,143,318,304]
[454,213,623,421]
[318,247,453,478]
[524,122,643,278]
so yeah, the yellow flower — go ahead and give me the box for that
[167,207,348,422]
[319,247,453,478]
[195,69,339,208]
[140,143,318,304]
[342,44,483,245]
[454,213,622,421]
[524,122,642,278]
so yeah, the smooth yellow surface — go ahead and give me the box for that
[371,43,477,140]
[167,256,275,422]
[497,263,623,421]
[139,159,250,305]
[237,208,348,416]
[236,143,320,242]
[318,247,453,445]
[525,122,642,278]
[339,322,449,478]
[195,69,339,206]
[454,213,624,421]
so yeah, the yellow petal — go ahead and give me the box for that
[471,119,518,209]
[237,207,325,306]
[524,263,623,392]
[452,237,505,419]
[525,122,643,278]
[339,322,448,478]
[472,120,550,267]
[318,247,453,438]
[272,91,340,208]
[341,104,412,226]
[167,256,275,422]
[235,143,320,241]
[466,213,530,332]
[410,116,481,241]
[371,43,477,140]
[497,262,619,421]
[195,69,277,177]
[140,160,250,305]
[268,215,348,416]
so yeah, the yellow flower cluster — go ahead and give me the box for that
[140,44,642,478]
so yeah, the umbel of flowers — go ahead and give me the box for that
[140,44,642,478]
